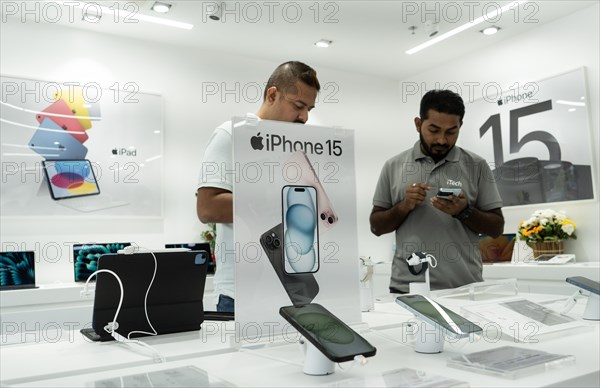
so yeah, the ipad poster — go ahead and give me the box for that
[232,117,361,341]
[459,68,595,207]
[0,75,163,217]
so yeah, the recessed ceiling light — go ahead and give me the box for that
[481,26,500,35]
[406,0,526,55]
[315,39,333,48]
[47,1,192,29]
[152,2,172,14]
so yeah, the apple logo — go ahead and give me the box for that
[497,99,503,106]
[112,148,118,155]
[250,133,264,150]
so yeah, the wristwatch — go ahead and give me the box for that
[454,204,474,221]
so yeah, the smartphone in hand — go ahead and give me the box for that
[436,188,462,200]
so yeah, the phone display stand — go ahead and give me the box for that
[360,256,374,312]
[409,281,430,297]
[300,338,335,376]
[414,319,445,354]
[406,252,436,297]
[583,294,600,321]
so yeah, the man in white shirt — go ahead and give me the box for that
[196,61,321,312]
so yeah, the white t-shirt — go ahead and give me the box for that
[197,114,257,304]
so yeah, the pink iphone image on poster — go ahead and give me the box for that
[283,150,338,231]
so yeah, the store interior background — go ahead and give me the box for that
[1,1,598,285]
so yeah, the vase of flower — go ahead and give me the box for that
[518,209,576,259]
[528,240,564,257]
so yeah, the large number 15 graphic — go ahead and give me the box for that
[480,100,561,166]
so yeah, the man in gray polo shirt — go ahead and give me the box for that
[370,89,504,293]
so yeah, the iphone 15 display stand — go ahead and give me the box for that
[395,295,482,354]
[564,276,600,320]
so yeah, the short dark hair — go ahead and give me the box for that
[420,89,465,121]
[263,61,320,101]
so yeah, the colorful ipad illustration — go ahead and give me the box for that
[29,118,88,160]
[282,185,319,274]
[42,159,100,200]
[53,89,101,129]
[284,151,338,230]
[36,99,89,143]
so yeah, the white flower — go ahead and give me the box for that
[540,218,549,226]
[562,224,575,235]
[541,209,555,219]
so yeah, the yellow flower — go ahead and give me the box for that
[562,219,576,228]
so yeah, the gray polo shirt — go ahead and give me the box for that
[373,141,503,293]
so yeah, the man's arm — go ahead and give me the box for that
[370,183,431,236]
[196,187,233,224]
[460,207,504,238]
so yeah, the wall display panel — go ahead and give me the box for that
[232,116,361,341]
[460,68,594,206]
[0,75,163,217]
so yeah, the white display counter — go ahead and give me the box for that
[1,286,598,387]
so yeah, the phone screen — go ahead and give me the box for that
[279,303,376,362]
[566,276,600,295]
[436,188,461,199]
[395,295,482,338]
[282,186,319,274]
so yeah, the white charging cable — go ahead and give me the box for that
[122,246,160,340]
[83,269,124,337]
[337,354,369,370]
[83,246,165,363]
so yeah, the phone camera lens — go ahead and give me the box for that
[328,216,334,224]
[320,213,326,220]
[265,235,273,245]
[273,238,281,248]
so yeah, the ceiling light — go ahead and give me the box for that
[315,39,332,48]
[152,2,172,14]
[556,100,586,107]
[481,26,500,35]
[206,3,222,21]
[406,0,527,55]
[47,1,193,29]
[425,20,439,37]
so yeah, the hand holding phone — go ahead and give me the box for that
[436,188,462,200]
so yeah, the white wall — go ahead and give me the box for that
[0,18,399,284]
[2,3,599,287]
[388,4,600,263]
